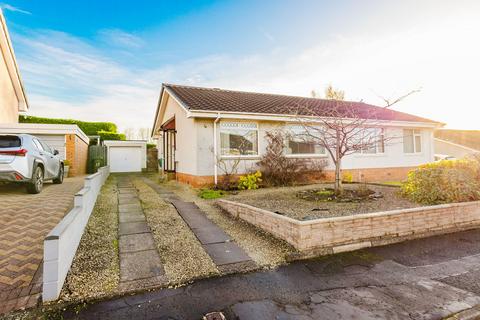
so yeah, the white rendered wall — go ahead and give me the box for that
[195,118,435,176]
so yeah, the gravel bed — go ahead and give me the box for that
[227,183,423,220]
[160,178,295,268]
[60,176,120,301]
[132,178,219,284]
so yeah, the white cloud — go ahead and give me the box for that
[97,29,145,48]
[15,7,480,134]
[0,3,31,15]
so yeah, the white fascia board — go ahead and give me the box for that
[0,10,28,111]
[152,86,192,138]
[0,123,90,143]
[188,110,441,129]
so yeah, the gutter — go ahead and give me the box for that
[213,112,221,186]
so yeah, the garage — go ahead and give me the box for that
[104,140,147,173]
[0,123,89,176]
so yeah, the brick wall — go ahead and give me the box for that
[217,199,480,256]
[74,136,88,176]
[65,134,88,177]
[175,166,415,188]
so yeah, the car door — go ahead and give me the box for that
[32,138,50,177]
[39,139,60,179]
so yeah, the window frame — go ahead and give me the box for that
[219,121,260,158]
[33,139,45,152]
[403,129,422,154]
[284,124,327,158]
[358,127,386,155]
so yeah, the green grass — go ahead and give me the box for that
[378,181,403,187]
[198,188,226,199]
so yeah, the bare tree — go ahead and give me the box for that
[294,87,419,195]
[258,131,327,186]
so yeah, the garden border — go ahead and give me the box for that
[217,199,480,256]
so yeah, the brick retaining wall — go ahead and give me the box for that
[217,199,480,255]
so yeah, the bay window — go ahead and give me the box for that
[220,122,258,156]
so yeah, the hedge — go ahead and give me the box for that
[97,130,126,141]
[401,159,480,204]
[19,115,117,136]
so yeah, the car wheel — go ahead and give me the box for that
[27,165,44,194]
[53,165,64,184]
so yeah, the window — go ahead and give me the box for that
[360,128,385,154]
[403,129,422,153]
[39,140,52,154]
[285,125,325,155]
[220,122,258,156]
[0,136,21,148]
[33,139,44,151]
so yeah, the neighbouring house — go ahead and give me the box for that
[151,84,443,187]
[0,123,89,176]
[434,129,480,159]
[434,138,479,160]
[0,9,28,123]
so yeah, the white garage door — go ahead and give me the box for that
[109,146,142,173]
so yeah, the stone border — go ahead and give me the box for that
[217,199,480,255]
[43,166,110,301]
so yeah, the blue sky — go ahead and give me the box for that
[2,0,480,132]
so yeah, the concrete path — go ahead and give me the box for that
[0,177,85,315]
[60,228,480,320]
[142,177,255,272]
[116,177,167,291]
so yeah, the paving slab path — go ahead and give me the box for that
[116,176,167,291]
[142,177,255,272]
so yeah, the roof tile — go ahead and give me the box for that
[165,84,438,124]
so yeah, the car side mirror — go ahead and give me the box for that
[53,149,59,155]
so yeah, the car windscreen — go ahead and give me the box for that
[0,136,21,148]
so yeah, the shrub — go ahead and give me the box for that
[198,189,225,199]
[257,131,327,186]
[238,171,262,190]
[19,115,117,135]
[342,171,353,183]
[401,159,480,204]
[97,130,126,141]
[147,143,156,149]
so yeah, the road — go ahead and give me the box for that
[61,228,480,320]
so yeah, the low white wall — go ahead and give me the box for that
[43,166,110,301]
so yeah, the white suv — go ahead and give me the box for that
[0,134,64,194]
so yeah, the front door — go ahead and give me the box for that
[163,129,176,172]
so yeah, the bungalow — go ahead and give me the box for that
[152,84,443,187]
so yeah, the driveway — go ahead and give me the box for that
[0,177,84,314]
[59,228,480,319]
